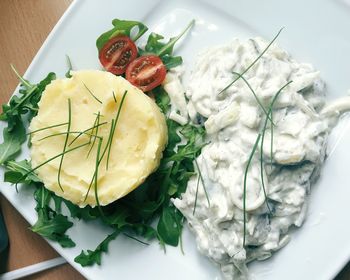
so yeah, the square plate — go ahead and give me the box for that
[1,0,350,279]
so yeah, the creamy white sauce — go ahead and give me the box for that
[170,38,349,279]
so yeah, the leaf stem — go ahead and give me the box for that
[156,20,195,57]
[11,64,34,89]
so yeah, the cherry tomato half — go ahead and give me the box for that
[99,35,138,75]
[126,55,167,92]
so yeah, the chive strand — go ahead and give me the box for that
[218,28,283,95]
[15,142,90,188]
[84,121,114,201]
[87,112,101,158]
[243,133,261,247]
[105,120,115,170]
[260,129,272,214]
[106,90,128,169]
[259,81,292,215]
[57,99,72,192]
[122,233,150,246]
[83,83,103,104]
[270,113,274,170]
[194,159,210,206]
[232,71,273,124]
[69,121,107,146]
[88,112,99,144]
[27,122,68,135]
[38,131,97,142]
[192,169,201,216]
[94,138,106,220]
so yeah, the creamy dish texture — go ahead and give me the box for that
[30,70,167,207]
[172,38,350,279]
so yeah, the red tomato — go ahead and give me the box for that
[99,35,137,75]
[126,55,167,92]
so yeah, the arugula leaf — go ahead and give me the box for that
[0,121,25,164]
[106,205,131,228]
[31,186,75,248]
[32,210,75,247]
[96,19,148,51]
[157,206,183,246]
[154,86,170,114]
[63,200,100,221]
[161,55,183,70]
[1,70,55,130]
[130,224,158,240]
[0,69,55,167]
[4,159,40,184]
[74,230,119,266]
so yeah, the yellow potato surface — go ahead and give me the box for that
[30,70,167,207]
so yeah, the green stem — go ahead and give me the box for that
[27,122,68,135]
[38,131,97,142]
[11,64,34,89]
[57,99,72,192]
[243,133,261,247]
[87,112,101,158]
[83,83,102,104]
[193,169,200,216]
[232,71,273,124]
[218,28,283,95]
[156,20,195,57]
[15,142,90,187]
[106,90,128,169]
[195,159,210,206]
[259,81,292,215]
[69,121,107,146]
[94,138,106,220]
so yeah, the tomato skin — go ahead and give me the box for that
[126,55,167,92]
[99,35,137,75]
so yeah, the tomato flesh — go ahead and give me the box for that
[99,35,137,75]
[126,55,166,92]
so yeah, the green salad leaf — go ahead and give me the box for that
[96,19,148,51]
[31,186,75,248]
[74,230,120,266]
[1,70,55,130]
[0,122,25,164]
[157,205,183,246]
[4,159,41,184]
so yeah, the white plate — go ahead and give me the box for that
[1,0,350,279]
